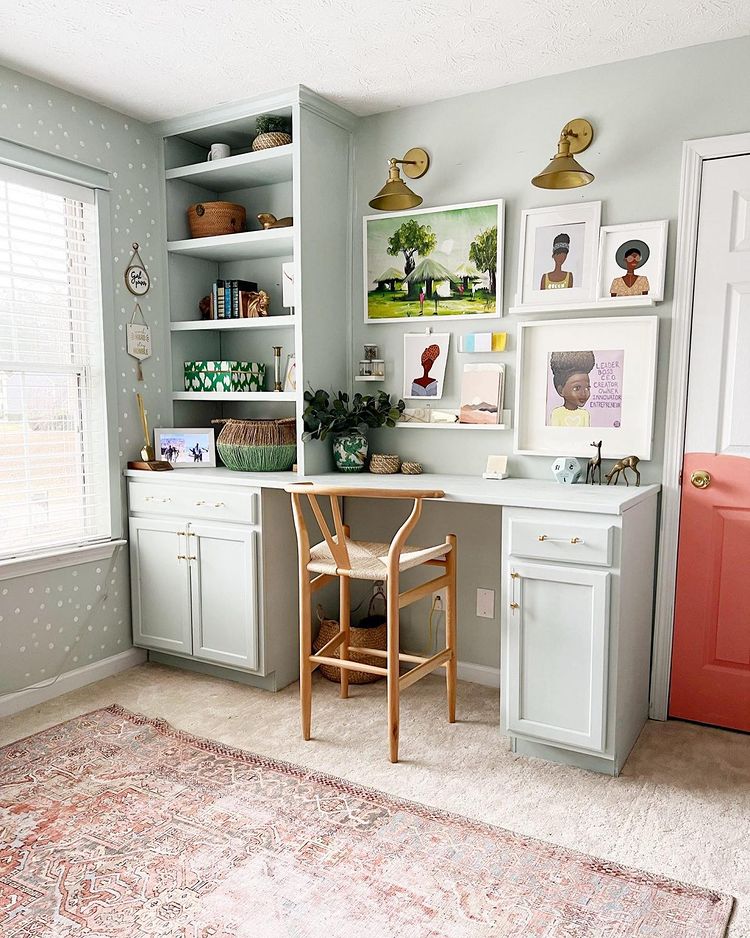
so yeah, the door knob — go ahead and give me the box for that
[690,470,711,489]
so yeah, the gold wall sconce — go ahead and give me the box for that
[368,147,430,211]
[531,119,595,189]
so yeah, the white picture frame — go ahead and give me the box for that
[155,427,216,467]
[283,353,296,392]
[403,333,451,400]
[596,220,669,302]
[515,201,601,308]
[514,316,659,458]
[364,199,504,323]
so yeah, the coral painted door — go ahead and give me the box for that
[669,154,750,732]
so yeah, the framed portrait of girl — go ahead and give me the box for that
[514,201,601,309]
[596,220,668,302]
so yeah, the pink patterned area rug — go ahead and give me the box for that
[0,706,732,937]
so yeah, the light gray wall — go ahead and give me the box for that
[0,66,171,694]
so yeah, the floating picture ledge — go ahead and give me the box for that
[508,297,657,316]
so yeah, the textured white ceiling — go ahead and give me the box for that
[2,1,749,122]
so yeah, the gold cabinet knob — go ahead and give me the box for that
[690,470,712,489]
[509,602,520,610]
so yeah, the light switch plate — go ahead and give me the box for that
[476,588,495,619]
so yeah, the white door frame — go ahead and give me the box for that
[650,131,750,720]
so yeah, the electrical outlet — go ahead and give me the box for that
[476,588,495,619]
[432,590,445,612]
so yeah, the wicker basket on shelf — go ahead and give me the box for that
[187,202,246,238]
[369,453,401,474]
[212,417,296,472]
[400,461,423,475]
[252,131,292,151]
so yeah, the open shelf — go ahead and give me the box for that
[395,422,511,430]
[165,145,293,191]
[167,227,294,261]
[172,391,296,402]
[170,315,295,332]
[508,297,657,316]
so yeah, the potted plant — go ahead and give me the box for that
[252,114,292,152]
[302,389,405,472]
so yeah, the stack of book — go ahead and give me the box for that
[209,279,259,319]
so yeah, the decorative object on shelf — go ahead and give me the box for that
[605,455,641,486]
[209,279,259,319]
[431,409,460,423]
[126,304,152,381]
[154,427,216,467]
[124,242,150,296]
[313,603,386,684]
[187,201,246,238]
[552,456,584,484]
[283,354,296,392]
[363,344,379,361]
[515,316,659,457]
[359,359,373,377]
[207,143,231,161]
[281,262,295,310]
[515,201,601,308]
[400,407,431,424]
[212,417,297,472]
[403,332,450,399]
[371,359,385,377]
[586,440,603,484]
[597,220,669,302]
[302,389,405,473]
[368,147,430,211]
[459,363,505,424]
[483,455,508,480]
[184,360,265,392]
[134,392,172,469]
[251,114,292,151]
[458,331,508,352]
[400,461,423,475]
[272,346,283,391]
[199,295,212,319]
[365,200,504,322]
[369,453,401,474]
[258,212,293,230]
[531,118,595,189]
[242,290,269,318]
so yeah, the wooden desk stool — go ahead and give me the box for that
[286,483,457,763]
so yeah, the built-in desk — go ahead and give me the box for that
[125,467,659,775]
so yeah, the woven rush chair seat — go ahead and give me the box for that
[308,537,451,580]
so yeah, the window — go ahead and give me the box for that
[0,163,111,561]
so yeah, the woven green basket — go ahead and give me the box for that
[213,417,296,472]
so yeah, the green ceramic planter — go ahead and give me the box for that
[332,430,368,472]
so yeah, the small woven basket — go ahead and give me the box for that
[187,202,246,238]
[252,131,292,151]
[401,461,423,475]
[369,453,401,474]
[313,600,386,684]
[213,417,296,471]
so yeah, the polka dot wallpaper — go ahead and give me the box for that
[0,64,171,694]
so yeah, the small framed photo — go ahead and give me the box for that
[515,201,601,307]
[596,220,668,302]
[514,316,658,458]
[364,199,504,322]
[403,333,450,400]
[155,428,216,467]
[283,353,296,392]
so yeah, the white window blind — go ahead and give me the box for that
[0,162,111,561]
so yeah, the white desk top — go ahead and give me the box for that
[125,467,659,515]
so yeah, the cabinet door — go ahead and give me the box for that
[189,522,259,671]
[129,517,192,654]
[505,560,610,752]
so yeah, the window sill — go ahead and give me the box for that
[0,540,127,581]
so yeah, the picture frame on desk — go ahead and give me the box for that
[155,428,216,468]
[514,316,658,458]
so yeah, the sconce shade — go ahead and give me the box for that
[369,147,430,211]
[532,118,595,189]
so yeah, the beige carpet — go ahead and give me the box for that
[3,662,748,935]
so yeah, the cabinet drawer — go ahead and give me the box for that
[508,511,614,567]
[128,481,257,524]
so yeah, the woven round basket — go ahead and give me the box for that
[252,131,293,151]
[187,202,246,238]
[213,417,296,471]
[313,612,386,684]
[401,461,423,475]
[369,453,401,474]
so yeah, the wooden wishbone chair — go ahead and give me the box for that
[285,483,457,763]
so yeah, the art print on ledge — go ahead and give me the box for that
[515,201,601,308]
[597,220,669,302]
[515,316,658,458]
[364,199,504,322]
[403,333,450,400]
[154,428,216,467]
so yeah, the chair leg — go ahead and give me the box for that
[339,568,350,700]
[445,534,458,724]
[299,573,313,740]
[387,577,400,763]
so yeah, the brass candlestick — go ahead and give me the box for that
[272,346,283,391]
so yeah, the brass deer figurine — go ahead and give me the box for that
[586,440,603,485]
[605,455,641,487]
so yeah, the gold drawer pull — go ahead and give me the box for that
[213,502,226,508]
[570,537,583,544]
[537,534,585,545]
[537,534,547,541]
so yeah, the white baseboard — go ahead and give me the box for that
[0,647,147,718]
[457,660,500,688]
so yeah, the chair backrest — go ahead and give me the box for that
[285,483,445,572]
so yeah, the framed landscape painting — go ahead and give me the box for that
[364,199,504,322]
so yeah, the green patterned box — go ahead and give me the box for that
[184,361,266,392]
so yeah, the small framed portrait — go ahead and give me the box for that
[515,316,658,458]
[154,428,216,467]
[596,220,668,302]
[515,201,601,308]
[403,333,450,400]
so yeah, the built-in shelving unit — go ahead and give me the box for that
[170,315,295,332]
